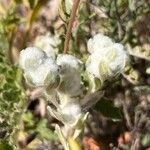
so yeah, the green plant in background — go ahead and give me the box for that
[0,52,23,149]
[0,1,24,149]
[0,0,50,149]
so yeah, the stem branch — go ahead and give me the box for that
[64,0,80,53]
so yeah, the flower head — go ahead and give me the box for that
[47,100,88,129]
[19,47,46,70]
[56,54,82,102]
[19,47,60,88]
[86,33,129,85]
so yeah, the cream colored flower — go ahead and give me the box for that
[86,34,129,85]
[60,101,82,125]
[47,100,88,130]
[47,101,88,150]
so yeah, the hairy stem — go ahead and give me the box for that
[64,0,80,54]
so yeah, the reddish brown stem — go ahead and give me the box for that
[64,0,80,54]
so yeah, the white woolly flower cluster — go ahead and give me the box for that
[86,33,128,87]
[19,47,84,128]
[50,54,84,130]
[19,33,129,149]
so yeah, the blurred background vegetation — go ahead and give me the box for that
[0,0,150,149]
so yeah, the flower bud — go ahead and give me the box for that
[56,54,82,99]
[60,102,81,125]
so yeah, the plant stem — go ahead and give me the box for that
[8,28,15,63]
[64,0,80,54]
[22,0,47,49]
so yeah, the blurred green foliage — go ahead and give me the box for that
[0,0,55,148]
[94,98,122,121]
[22,112,58,141]
[0,1,23,148]
[0,52,23,148]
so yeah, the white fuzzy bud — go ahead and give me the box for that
[19,47,60,88]
[56,54,82,99]
[60,102,81,125]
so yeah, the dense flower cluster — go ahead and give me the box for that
[19,33,129,150]
[20,44,81,127]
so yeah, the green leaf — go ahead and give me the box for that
[64,0,73,15]
[28,0,37,9]
[87,73,102,93]
[0,141,13,150]
[122,65,139,85]
[36,119,58,141]
[127,44,150,61]
[59,0,70,22]
[22,112,35,127]
[94,98,122,121]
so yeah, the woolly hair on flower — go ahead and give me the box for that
[47,99,88,129]
[56,54,82,73]
[24,59,60,87]
[47,101,81,127]
[56,54,82,102]
[57,73,81,104]
[86,33,129,85]
[19,47,60,88]
[87,33,114,54]
[34,33,60,59]
[19,47,46,70]
[60,101,82,125]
